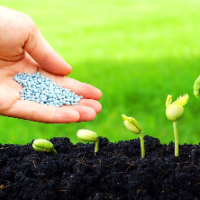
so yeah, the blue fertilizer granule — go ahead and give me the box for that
[13,72,83,107]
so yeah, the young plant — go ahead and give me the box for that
[32,139,57,154]
[77,129,99,155]
[122,114,145,158]
[194,75,200,98]
[166,94,189,157]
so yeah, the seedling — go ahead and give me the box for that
[194,75,200,98]
[77,129,99,155]
[122,114,145,158]
[166,94,189,157]
[32,139,57,154]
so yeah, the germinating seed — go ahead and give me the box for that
[13,72,83,107]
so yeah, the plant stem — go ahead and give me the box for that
[94,139,99,155]
[139,133,145,158]
[52,148,57,154]
[173,121,179,157]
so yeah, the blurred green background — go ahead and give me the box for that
[0,0,200,145]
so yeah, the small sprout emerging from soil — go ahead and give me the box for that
[194,75,200,98]
[122,114,145,158]
[77,129,99,155]
[166,94,189,157]
[32,139,57,154]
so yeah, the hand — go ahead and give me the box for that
[0,6,102,123]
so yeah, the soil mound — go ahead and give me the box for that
[0,136,199,200]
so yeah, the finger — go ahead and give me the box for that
[24,20,72,76]
[38,69,103,100]
[4,100,81,123]
[69,105,97,122]
[78,99,102,114]
[58,78,102,100]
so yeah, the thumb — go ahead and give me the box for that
[24,21,71,76]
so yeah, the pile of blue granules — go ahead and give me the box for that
[13,72,83,107]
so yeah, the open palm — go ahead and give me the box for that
[0,6,102,123]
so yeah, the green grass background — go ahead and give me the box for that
[0,0,200,145]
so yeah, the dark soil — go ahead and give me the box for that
[0,136,200,200]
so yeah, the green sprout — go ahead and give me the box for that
[77,129,99,155]
[194,75,200,98]
[32,139,57,154]
[166,94,189,157]
[122,114,145,158]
